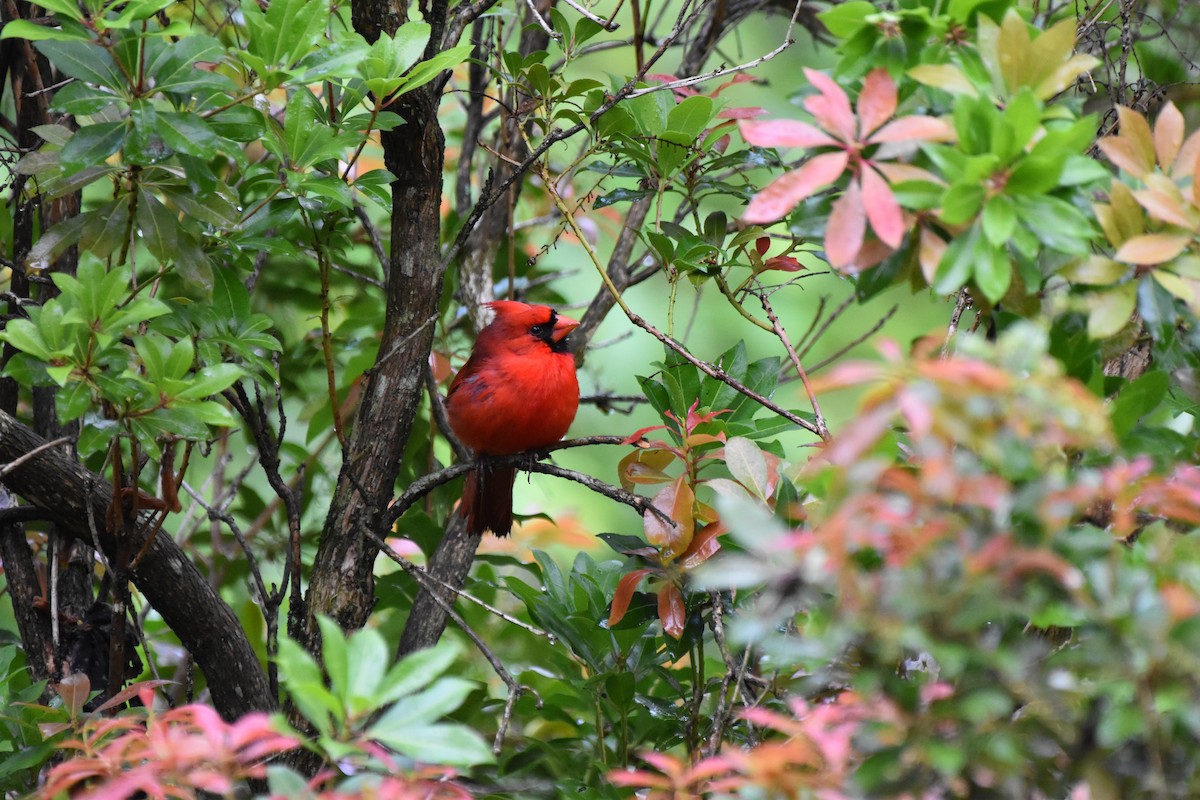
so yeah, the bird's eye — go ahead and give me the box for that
[531,323,550,337]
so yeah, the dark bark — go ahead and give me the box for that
[0,411,274,720]
[303,0,453,644]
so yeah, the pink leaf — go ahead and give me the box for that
[802,68,857,143]
[869,115,955,144]
[742,150,849,223]
[1097,136,1150,178]
[857,68,897,138]
[1154,101,1184,171]
[717,106,766,120]
[860,166,905,247]
[825,180,867,268]
[738,118,838,149]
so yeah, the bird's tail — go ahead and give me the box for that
[460,465,516,536]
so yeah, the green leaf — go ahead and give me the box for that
[175,364,244,400]
[136,189,179,261]
[817,0,875,38]
[377,639,462,706]
[34,40,122,88]
[974,244,1012,303]
[24,0,84,20]
[389,42,472,98]
[1087,283,1137,338]
[724,436,768,500]
[59,122,126,173]
[981,195,1016,246]
[345,627,389,712]
[1,19,89,41]
[628,89,672,136]
[666,95,714,140]
[0,319,54,361]
[157,112,221,159]
[367,722,494,767]
[243,0,331,68]
[370,677,475,729]
[934,221,982,294]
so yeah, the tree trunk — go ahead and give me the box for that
[0,411,274,720]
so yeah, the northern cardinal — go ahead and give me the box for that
[446,301,580,536]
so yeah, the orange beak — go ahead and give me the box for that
[551,314,580,343]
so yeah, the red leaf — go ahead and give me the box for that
[680,521,725,568]
[608,568,654,628]
[857,68,897,138]
[869,115,955,144]
[742,151,849,223]
[803,68,857,143]
[763,254,804,272]
[739,118,838,149]
[755,236,771,256]
[644,476,695,559]
[860,166,905,247]
[658,583,687,639]
[824,180,867,268]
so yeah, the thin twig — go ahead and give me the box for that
[364,529,543,754]
[804,304,899,374]
[522,0,560,39]
[383,437,668,528]
[537,163,822,438]
[442,0,709,269]
[625,0,804,98]
[367,529,550,638]
[558,0,620,30]
[425,362,470,463]
[760,294,828,441]
[0,435,71,479]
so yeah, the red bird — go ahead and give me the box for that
[446,301,581,536]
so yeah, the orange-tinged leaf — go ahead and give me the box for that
[1154,101,1185,171]
[1117,105,1156,172]
[825,179,866,269]
[873,161,943,185]
[1097,135,1150,179]
[680,521,725,568]
[608,568,653,627]
[658,582,686,639]
[1133,178,1195,229]
[618,448,677,491]
[869,115,955,144]
[803,68,856,143]
[1114,233,1190,265]
[919,227,947,283]
[742,150,849,223]
[857,68,897,138]
[860,166,904,247]
[738,118,838,149]
[645,475,695,559]
[55,673,90,719]
[1171,128,1200,181]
